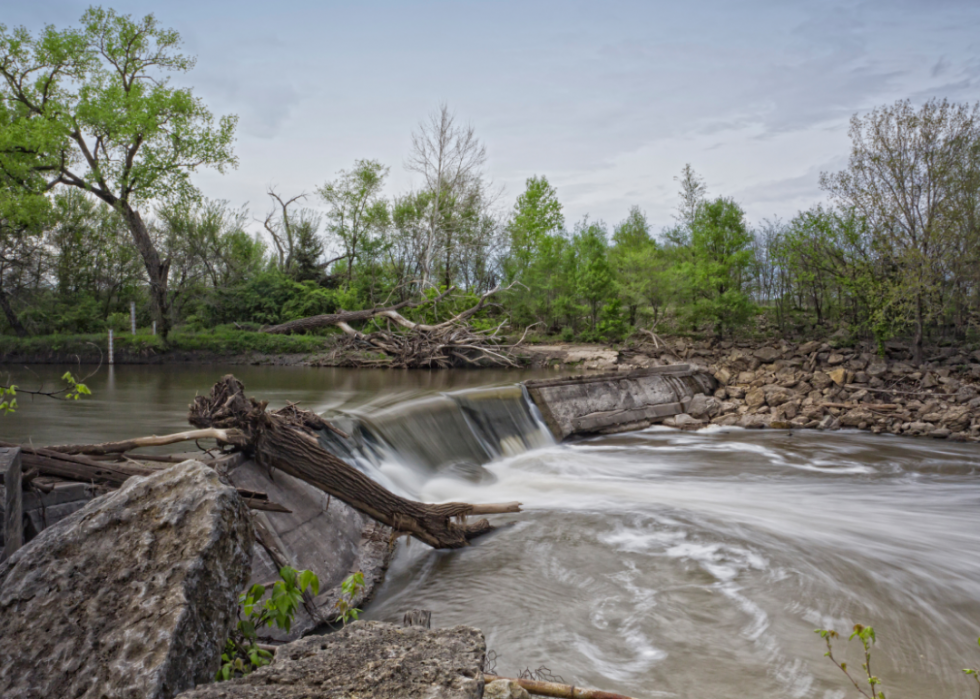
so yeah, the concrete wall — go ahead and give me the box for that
[524,365,716,440]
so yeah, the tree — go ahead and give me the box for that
[506,175,564,278]
[610,206,661,326]
[318,159,389,284]
[261,190,325,282]
[573,220,614,333]
[406,104,487,288]
[820,98,980,362]
[681,197,754,337]
[0,8,238,338]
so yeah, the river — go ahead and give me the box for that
[6,364,980,698]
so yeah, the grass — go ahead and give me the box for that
[0,327,334,358]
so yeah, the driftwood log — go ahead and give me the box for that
[483,674,638,699]
[260,285,533,369]
[0,440,290,513]
[187,375,521,549]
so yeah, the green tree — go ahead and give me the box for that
[0,7,238,338]
[318,159,389,284]
[610,206,663,326]
[506,175,564,277]
[681,197,754,337]
[573,220,614,334]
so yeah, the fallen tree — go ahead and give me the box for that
[261,285,535,368]
[188,375,521,548]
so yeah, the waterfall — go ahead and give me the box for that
[315,384,554,487]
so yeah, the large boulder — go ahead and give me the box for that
[0,461,253,699]
[178,621,486,699]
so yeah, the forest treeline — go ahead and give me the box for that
[1,9,979,363]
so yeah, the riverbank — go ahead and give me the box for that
[4,331,980,441]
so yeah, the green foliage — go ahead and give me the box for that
[60,371,91,401]
[333,571,365,626]
[673,197,755,337]
[217,567,319,682]
[0,384,16,414]
[816,624,885,699]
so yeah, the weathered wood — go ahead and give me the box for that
[0,441,289,513]
[262,286,455,335]
[188,375,521,549]
[483,674,638,699]
[2,446,23,558]
[45,428,246,456]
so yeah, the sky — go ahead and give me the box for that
[7,0,980,235]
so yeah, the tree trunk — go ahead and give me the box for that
[0,284,27,337]
[119,203,171,339]
[187,376,520,549]
[913,292,925,365]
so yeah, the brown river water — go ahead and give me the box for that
[4,364,980,698]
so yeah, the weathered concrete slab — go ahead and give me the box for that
[176,621,486,699]
[225,459,395,641]
[524,364,716,439]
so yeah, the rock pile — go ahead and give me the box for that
[0,460,253,699]
[177,621,487,699]
[647,340,980,440]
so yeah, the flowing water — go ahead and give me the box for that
[5,365,980,698]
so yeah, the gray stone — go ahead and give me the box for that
[0,461,253,699]
[177,621,485,699]
[485,679,531,699]
[754,346,780,363]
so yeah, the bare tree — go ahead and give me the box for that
[406,104,488,288]
[820,99,980,363]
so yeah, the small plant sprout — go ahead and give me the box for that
[815,624,885,699]
[217,566,319,681]
[964,637,980,699]
[334,571,365,626]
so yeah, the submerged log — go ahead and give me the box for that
[187,375,521,549]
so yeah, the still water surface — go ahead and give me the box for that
[5,365,980,698]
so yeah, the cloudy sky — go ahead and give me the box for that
[8,0,980,234]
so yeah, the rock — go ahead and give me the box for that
[827,353,845,366]
[841,409,874,427]
[0,461,253,699]
[484,679,531,699]
[866,361,888,377]
[177,621,485,699]
[672,413,705,429]
[738,413,771,429]
[714,367,732,385]
[736,370,756,384]
[828,367,848,386]
[812,371,832,390]
[764,385,795,407]
[907,421,933,435]
[745,387,767,409]
[921,372,939,389]
[930,427,951,439]
[798,341,821,355]
[727,386,746,399]
[755,346,781,363]
[818,415,840,430]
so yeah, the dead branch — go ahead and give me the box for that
[45,427,246,455]
[188,375,522,548]
[0,440,290,512]
[261,286,455,335]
